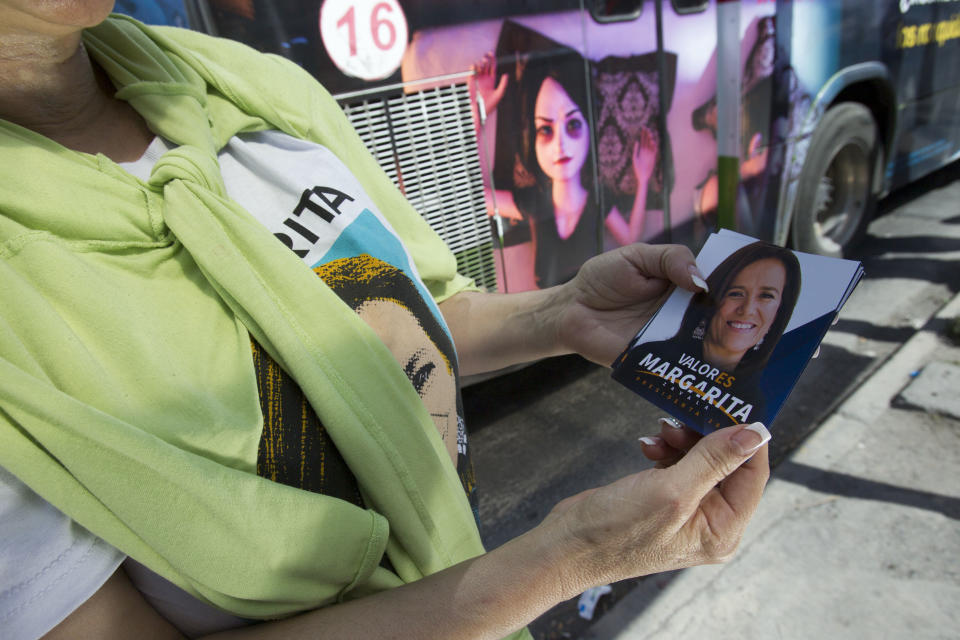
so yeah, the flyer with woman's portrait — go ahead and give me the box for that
[612,230,863,435]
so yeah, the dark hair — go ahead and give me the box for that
[517,52,592,193]
[314,255,458,382]
[676,242,802,374]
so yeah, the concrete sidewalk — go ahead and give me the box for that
[586,293,960,640]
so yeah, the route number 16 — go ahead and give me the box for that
[320,0,409,81]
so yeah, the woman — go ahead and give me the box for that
[678,241,801,375]
[0,4,770,639]
[473,52,656,288]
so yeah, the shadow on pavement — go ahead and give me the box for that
[775,461,960,520]
[463,355,596,432]
[854,257,960,289]
[831,318,916,343]
[854,234,960,256]
[877,160,960,214]
[766,343,874,466]
[942,214,960,225]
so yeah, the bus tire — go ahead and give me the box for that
[791,102,880,257]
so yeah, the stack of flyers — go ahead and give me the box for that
[612,230,864,435]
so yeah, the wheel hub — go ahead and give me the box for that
[812,142,869,254]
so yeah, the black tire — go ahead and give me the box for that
[791,102,881,257]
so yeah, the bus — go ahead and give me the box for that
[118,0,960,294]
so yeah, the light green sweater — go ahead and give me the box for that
[0,16,531,638]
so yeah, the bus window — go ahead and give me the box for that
[670,0,708,15]
[589,0,644,23]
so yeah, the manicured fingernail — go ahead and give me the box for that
[732,422,771,455]
[659,416,684,430]
[638,436,659,446]
[832,313,840,326]
[812,346,820,359]
[689,269,709,293]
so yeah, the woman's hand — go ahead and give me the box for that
[638,417,704,467]
[470,52,508,116]
[554,243,708,367]
[441,243,707,375]
[540,422,771,592]
[631,127,657,185]
[604,128,658,246]
[52,422,768,640]
[741,131,769,179]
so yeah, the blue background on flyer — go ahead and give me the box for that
[759,313,835,427]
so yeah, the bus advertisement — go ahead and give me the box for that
[119,0,960,294]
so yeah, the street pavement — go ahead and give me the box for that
[462,161,960,639]
[583,266,960,639]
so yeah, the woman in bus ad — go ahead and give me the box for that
[473,48,657,289]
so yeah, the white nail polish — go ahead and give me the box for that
[691,274,709,293]
[659,416,684,429]
[744,422,772,446]
[638,437,658,446]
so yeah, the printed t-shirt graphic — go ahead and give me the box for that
[215,131,475,511]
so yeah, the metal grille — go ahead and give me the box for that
[339,83,498,292]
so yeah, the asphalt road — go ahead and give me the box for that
[461,160,960,639]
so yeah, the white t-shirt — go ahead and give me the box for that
[0,466,124,638]
[1,131,469,638]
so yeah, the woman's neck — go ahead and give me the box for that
[551,179,588,240]
[0,34,153,161]
[702,340,743,372]
[0,32,99,132]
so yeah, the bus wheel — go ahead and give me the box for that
[792,102,879,257]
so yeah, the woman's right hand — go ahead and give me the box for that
[45,420,770,640]
[538,422,770,594]
[470,52,508,116]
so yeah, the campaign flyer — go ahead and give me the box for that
[612,230,863,435]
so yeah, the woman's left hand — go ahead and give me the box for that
[555,243,707,366]
[441,244,706,376]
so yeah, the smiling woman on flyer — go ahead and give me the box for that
[682,242,801,376]
[618,242,802,430]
